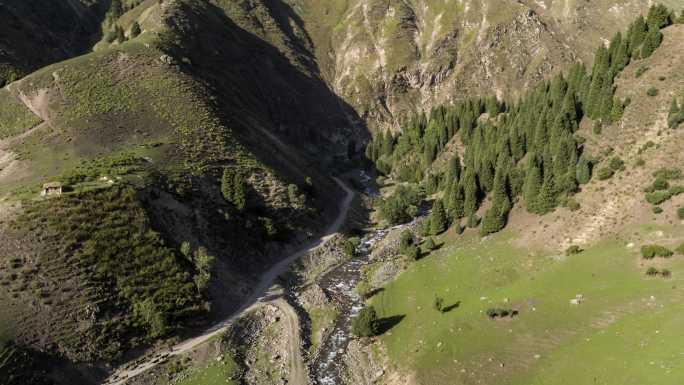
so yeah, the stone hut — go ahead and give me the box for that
[41,182,63,197]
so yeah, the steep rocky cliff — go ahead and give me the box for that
[286,0,682,132]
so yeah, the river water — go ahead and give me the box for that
[313,228,388,385]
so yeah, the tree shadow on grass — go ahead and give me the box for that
[442,301,461,313]
[376,315,405,335]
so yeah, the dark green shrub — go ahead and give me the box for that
[668,185,684,195]
[635,158,646,167]
[645,190,672,205]
[675,243,684,255]
[399,230,414,251]
[343,237,360,257]
[566,198,580,211]
[130,21,142,38]
[652,178,669,190]
[592,120,603,135]
[652,206,663,214]
[429,200,448,235]
[677,207,684,219]
[641,244,673,259]
[352,306,379,337]
[646,87,659,97]
[609,157,625,171]
[636,66,649,78]
[565,245,582,256]
[661,269,671,278]
[379,185,423,225]
[486,308,517,319]
[646,267,659,276]
[597,167,614,180]
[423,237,436,251]
[653,168,682,180]
[404,245,420,261]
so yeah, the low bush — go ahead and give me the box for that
[653,168,682,180]
[678,207,684,219]
[609,157,624,171]
[596,167,614,180]
[641,244,673,259]
[661,269,671,278]
[423,237,436,251]
[652,206,663,214]
[636,65,649,78]
[343,237,360,258]
[486,308,518,319]
[652,178,669,190]
[645,190,672,205]
[404,245,420,261]
[565,198,580,211]
[379,184,423,225]
[647,87,659,97]
[675,243,684,255]
[646,267,659,276]
[399,230,414,252]
[565,245,582,256]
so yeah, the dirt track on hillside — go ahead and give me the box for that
[103,178,353,385]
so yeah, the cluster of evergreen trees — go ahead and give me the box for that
[221,168,247,211]
[104,0,143,43]
[366,5,675,236]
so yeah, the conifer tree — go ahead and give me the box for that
[221,168,234,202]
[587,46,609,118]
[446,156,461,183]
[535,173,556,214]
[599,69,615,122]
[628,16,647,55]
[448,183,465,221]
[576,155,591,184]
[462,170,479,217]
[131,21,142,38]
[425,173,438,195]
[481,170,511,235]
[523,161,542,212]
[115,25,125,43]
[429,200,448,235]
[646,4,672,29]
[641,25,662,58]
[110,0,123,19]
[233,172,247,211]
[669,97,680,118]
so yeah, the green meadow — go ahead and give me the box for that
[371,226,684,384]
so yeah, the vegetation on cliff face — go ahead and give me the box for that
[367,5,675,236]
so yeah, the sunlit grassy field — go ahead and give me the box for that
[371,225,684,384]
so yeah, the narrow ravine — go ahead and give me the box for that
[313,228,388,385]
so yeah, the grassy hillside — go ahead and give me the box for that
[0,0,350,380]
[372,225,684,385]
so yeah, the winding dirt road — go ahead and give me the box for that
[104,177,353,385]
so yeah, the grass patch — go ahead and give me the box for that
[175,351,239,385]
[0,89,41,140]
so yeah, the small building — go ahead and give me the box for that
[41,182,63,197]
